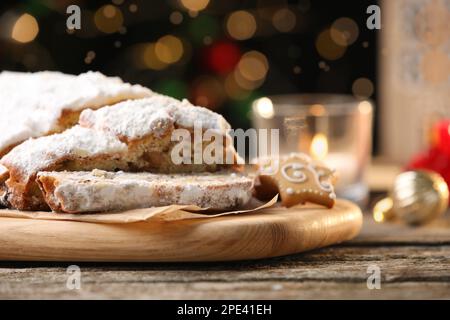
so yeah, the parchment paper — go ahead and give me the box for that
[0,196,278,224]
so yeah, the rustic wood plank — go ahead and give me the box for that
[1,245,449,299]
[1,279,449,299]
[352,213,450,245]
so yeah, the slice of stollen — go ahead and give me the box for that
[37,170,254,213]
[0,71,152,157]
[0,164,8,207]
[1,96,240,211]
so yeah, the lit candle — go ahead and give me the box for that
[310,133,359,189]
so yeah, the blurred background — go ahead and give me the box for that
[1,0,450,216]
[0,0,378,149]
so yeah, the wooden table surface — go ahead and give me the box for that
[0,211,449,299]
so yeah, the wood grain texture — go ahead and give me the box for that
[0,244,449,299]
[0,200,362,262]
[1,210,449,299]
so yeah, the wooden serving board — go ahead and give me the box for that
[0,199,362,262]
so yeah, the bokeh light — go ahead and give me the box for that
[192,76,225,108]
[11,13,39,43]
[129,4,138,13]
[315,29,347,60]
[84,50,96,64]
[254,97,274,119]
[155,35,184,64]
[330,17,359,46]
[234,68,264,90]
[272,8,296,32]
[358,100,373,114]
[189,15,220,44]
[155,79,188,100]
[224,73,251,100]
[226,10,257,40]
[293,66,302,74]
[206,41,241,74]
[237,51,269,82]
[352,77,374,98]
[309,104,326,116]
[143,43,168,70]
[170,11,183,25]
[180,0,210,12]
[94,5,123,34]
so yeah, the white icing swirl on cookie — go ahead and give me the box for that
[281,163,307,183]
[281,162,334,194]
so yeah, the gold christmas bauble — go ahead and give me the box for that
[391,170,449,225]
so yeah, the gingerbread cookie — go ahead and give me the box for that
[254,153,336,208]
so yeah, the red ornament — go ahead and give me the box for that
[204,41,241,75]
[434,120,450,156]
[406,120,450,203]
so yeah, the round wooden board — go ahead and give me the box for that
[0,199,362,262]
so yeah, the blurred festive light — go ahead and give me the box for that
[206,41,241,74]
[315,29,347,60]
[352,77,374,98]
[103,4,117,18]
[237,51,269,82]
[129,4,138,13]
[234,68,264,90]
[94,5,123,34]
[272,8,296,32]
[226,10,257,40]
[318,60,330,72]
[224,73,251,100]
[188,11,199,18]
[112,0,125,5]
[330,17,359,46]
[143,43,168,70]
[84,50,96,64]
[310,133,328,160]
[192,76,225,109]
[180,0,209,12]
[358,100,373,114]
[11,13,39,43]
[309,104,326,117]
[114,40,121,48]
[155,35,184,64]
[170,11,183,25]
[254,97,274,119]
[362,41,369,48]
[189,15,219,44]
[156,79,188,100]
[293,65,302,74]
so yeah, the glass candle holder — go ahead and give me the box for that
[251,94,373,206]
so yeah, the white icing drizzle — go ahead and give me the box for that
[281,163,307,183]
[281,161,334,194]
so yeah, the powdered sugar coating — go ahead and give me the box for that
[0,71,152,153]
[79,95,232,140]
[1,126,127,177]
[37,170,254,212]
